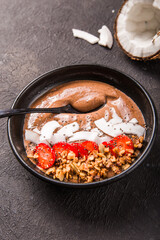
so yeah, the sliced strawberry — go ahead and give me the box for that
[81,141,98,154]
[71,143,88,158]
[103,135,134,156]
[35,143,55,169]
[52,142,78,159]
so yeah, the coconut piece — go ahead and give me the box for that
[115,0,160,60]
[94,107,123,136]
[68,131,98,142]
[94,117,145,137]
[25,130,40,144]
[91,128,103,136]
[72,29,99,44]
[108,107,123,125]
[33,128,41,134]
[49,133,66,145]
[57,122,79,137]
[94,118,123,137]
[40,120,61,140]
[25,130,49,145]
[115,122,145,137]
[98,25,113,48]
[96,136,112,145]
[129,118,138,124]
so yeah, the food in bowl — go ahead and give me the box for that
[23,80,145,183]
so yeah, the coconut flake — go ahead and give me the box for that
[94,116,145,137]
[96,136,112,145]
[49,134,66,145]
[94,118,123,137]
[94,118,108,130]
[72,29,99,44]
[94,108,123,136]
[108,107,123,125]
[40,120,61,140]
[129,118,138,124]
[25,130,49,145]
[91,128,103,136]
[57,122,79,137]
[98,25,113,48]
[68,131,98,142]
[25,130,40,144]
[115,122,145,137]
[94,107,145,137]
[33,128,41,134]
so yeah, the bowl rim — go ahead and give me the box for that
[7,64,157,188]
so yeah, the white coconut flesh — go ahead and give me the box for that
[116,0,160,58]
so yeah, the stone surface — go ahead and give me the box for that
[0,0,160,239]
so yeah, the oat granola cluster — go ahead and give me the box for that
[45,136,144,183]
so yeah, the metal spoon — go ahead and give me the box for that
[0,103,105,118]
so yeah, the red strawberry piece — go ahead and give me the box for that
[35,143,55,169]
[52,142,78,159]
[71,143,88,158]
[103,135,134,156]
[81,141,98,154]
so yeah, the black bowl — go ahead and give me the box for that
[7,65,157,188]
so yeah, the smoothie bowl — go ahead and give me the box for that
[8,65,157,188]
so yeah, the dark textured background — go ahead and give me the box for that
[0,1,160,239]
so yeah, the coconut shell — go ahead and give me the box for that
[114,0,160,61]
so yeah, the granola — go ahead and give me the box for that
[42,135,144,183]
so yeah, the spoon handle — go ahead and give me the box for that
[0,105,79,118]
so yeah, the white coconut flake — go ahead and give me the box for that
[25,130,40,144]
[94,118,108,130]
[68,131,98,142]
[108,107,123,125]
[25,130,49,145]
[32,128,41,134]
[91,128,103,136]
[40,120,61,140]
[110,98,131,122]
[96,136,112,145]
[57,122,79,137]
[98,25,113,48]
[129,118,138,124]
[49,134,66,145]
[94,114,145,137]
[115,122,145,137]
[94,118,123,137]
[72,29,99,44]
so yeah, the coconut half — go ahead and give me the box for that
[115,0,160,60]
